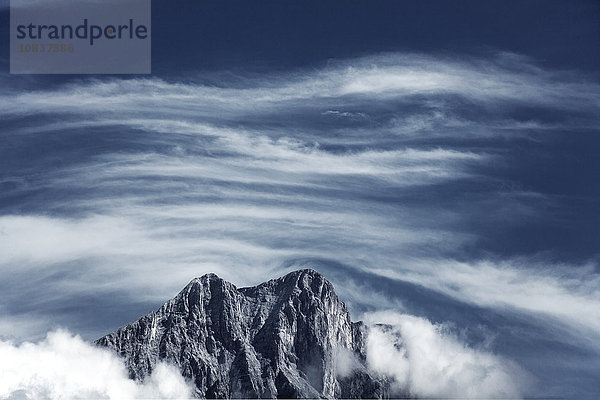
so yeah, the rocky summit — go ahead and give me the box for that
[96,269,389,398]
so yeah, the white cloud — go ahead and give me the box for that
[369,258,600,346]
[0,49,597,386]
[364,311,528,399]
[333,347,362,378]
[0,215,142,265]
[0,200,467,312]
[0,330,193,400]
[1,53,598,121]
[0,312,55,343]
[0,322,524,400]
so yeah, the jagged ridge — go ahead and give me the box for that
[96,269,388,398]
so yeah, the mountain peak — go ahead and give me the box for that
[282,268,336,295]
[192,268,324,287]
[96,270,388,399]
[285,267,324,278]
[200,272,223,280]
[192,272,227,284]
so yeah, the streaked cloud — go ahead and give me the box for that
[0,51,598,397]
[2,54,598,120]
[368,258,600,347]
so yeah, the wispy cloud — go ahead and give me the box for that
[0,51,598,396]
[2,54,598,120]
[368,258,600,347]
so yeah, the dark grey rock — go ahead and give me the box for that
[96,269,389,398]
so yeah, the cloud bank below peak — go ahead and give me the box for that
[363,311,529,399]
[0,330,194,399]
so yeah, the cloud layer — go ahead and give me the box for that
[0,52,599,397]
[364,311,527,399]
[0,321,523,400]
[0,330,193,399]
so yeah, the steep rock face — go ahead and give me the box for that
[96,269,388,398]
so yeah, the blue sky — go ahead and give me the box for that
[0,1,599,398]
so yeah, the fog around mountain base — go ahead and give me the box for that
[0,313,526,399]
